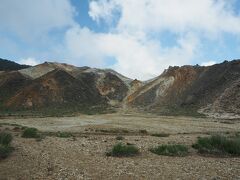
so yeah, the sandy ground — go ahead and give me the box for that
[0,113,240,180]
[0,113,239,134]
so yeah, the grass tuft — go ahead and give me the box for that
[56,132,72,138]
[192,134,240,156]
[0,132,13,146]
[106,143,139,157]
[150,144,188,156]
[22,128,39,138]
[0,132,14,159]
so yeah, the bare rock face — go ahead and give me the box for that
[128,60,240,117]
[96,72,129,101]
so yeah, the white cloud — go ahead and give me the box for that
[17,57,39,66]
[1,0,240,80]
[82,0,240,79]
[201,61,217,66]
[89,0,119,24]
[63,25,199,80]
[89,0,240,35]
[0,0,76,40]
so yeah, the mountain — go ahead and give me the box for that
[0,71,31,103]
[0,58,30,71]
[19,62,131,103]
[0,58,239,118]
[127,60,240,118]
[0,61,134,115]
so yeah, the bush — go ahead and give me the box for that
[151,133,170,137]
[150,144,188,156]
[22,128,39,138]
[0,132,14,159]
[192,135,240,155]
[56,132,72,138]
[0,132,12,146]
[0,145,14,159]
[106,143,139,157]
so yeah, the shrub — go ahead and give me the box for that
[0,145,14,159]
[0,132,12,146]
[22,128,39,138]
[151,133,170,137]
[106,143,139,157]
[192,134,240,155]
[56,132,72,138]
[116,136,124,140]
[150,144,188,156]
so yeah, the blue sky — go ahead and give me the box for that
[0,0,240,80]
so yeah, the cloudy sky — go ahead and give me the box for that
[1,0,240,80]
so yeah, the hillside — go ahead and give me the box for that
[0,58,30,71]
[0,58,239,118]
[0,61,134,115]
[127,60,240,118]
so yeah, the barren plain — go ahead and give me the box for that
[0,113,240,179]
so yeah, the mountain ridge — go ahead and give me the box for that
[0,58,239,118]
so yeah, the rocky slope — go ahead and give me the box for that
[6,69,106,109]
[127,60,240,118]
[0,58,239,117]
[0,61,134,114]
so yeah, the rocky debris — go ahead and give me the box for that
[0,131,239,179]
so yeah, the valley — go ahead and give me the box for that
[0,114,239,179]
[0,58,240,179]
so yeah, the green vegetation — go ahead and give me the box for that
[22,128,39,138]
[0,132,14,159]
[106,143,139,157]
[150,144,188,156]
[0,132,13,146]
[56,132,72,138]
[151,133,170,137]
[192,134,240,156]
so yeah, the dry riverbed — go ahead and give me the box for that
[0,113,240,179]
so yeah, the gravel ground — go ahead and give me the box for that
[0,114,240,179]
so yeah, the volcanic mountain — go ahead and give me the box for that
[127,60,240,118]
[0,58,239,118]
[0,60,133,115]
